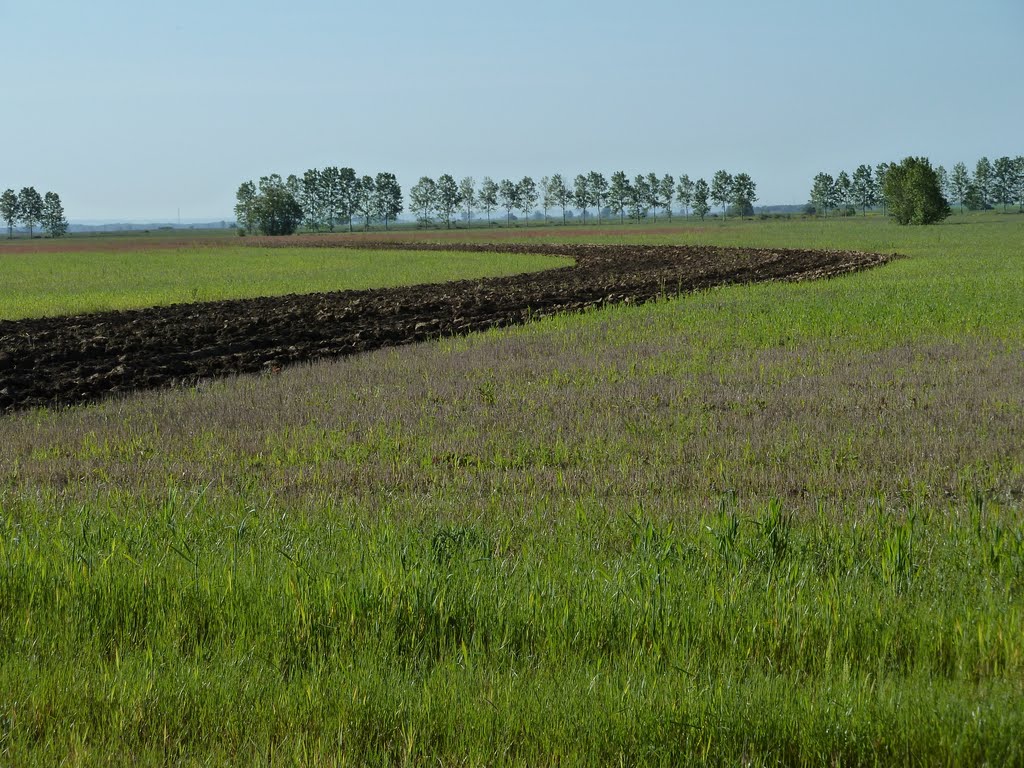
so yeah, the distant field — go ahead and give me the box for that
[0,245,568,319]
[1,213,1023,765]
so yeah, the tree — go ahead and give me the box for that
[498,179,519,226]
[354,175,376,230]
[300,168,323,231]
[251,184,303,235]
[478,177,498,225]
[373,172,403,230]
[573,174,589,223]
[587,172,608,225]
[949,162,970,213]
[409,176,438,226]
[1014,156,1024,212]
[875,163,891,215]
[730,173,757,216]
[607,171,630,224]
[436,174,461,229]
[993,156,1015,211]
[548,174,570,224]
[935,165,949,206]
[710,170,732,217]
[319,167,341,231]
[851,165,876,215]
[517,176,538,223]
[630,174,651,222]
[834,171,853,215]
[17,187,43,237]
[42,192,68,237]
[676,174,694,218]
[658,174,675,221]
[974,157,993,208]
[883,156,950,225]
[810,173,835,216]
[642,173,660,220]
[0,189,18,238]
[692,178,710,220]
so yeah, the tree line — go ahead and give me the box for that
[234,168,403,235]
[403,170,757,229]
[1,187,68,238]
[236,168,759,234]
[810,155,1024,217]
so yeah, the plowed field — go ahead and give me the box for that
[0,243,894,413]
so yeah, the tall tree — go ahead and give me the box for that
[354,175,376,230]
[676,174,694,219]
[834,171,853,214]
[478,177,498,225]
[810,173,835,216]
[993,156,1015,211]
[17,187,43,237]
[373,172,403,230]
[949,162,970,213]
[41,192,68,237]
[644,173,661,220]
[573,174,590,223]
[300,168,323,231]
[517,176,538,223]
[851,165,877,215]
[658,174,675,221]
[935,165,949,206]
[874,163,891,215]
[973,157,993,208]
[692,179,710,221]
[1014,156,1024,212]
[319,167,341,231]
[539,176,551,222]
[710,170,733,217]
[548,174,570,224]
[0,189,19,238]
[630,174,651,222]
[458,177,476,227]
[587,171,608,224]
[498,179,519,226]
[730,173,756,216]
[608,171,630,224]
[436,174,461,229]
[409,176,438,226]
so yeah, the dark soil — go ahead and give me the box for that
[0,243,895,413]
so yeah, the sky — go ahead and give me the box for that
[2,0,1022,221]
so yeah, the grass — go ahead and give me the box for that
[0,246,567,320]
[1,212,1023,765]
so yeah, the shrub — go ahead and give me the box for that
[883,157,951,225]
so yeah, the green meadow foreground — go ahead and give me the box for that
[1,214,1023,765]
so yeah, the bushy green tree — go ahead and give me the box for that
[41,192,68,237]
[710,170,732,217]
[730,173,757,217]
[810,173,834,216]
[587,171,608,224]
[410,176,437,226]
[434,174,460,229]
[1,189,19,238]
[517,176,538,222]
[251,184,303,235]
[18,187,43,237]
[498,179,519,226]
[883,157,950,225]
[373,172,403,230]
[676,174,694,218]
[949,162,970,213]
[478,177,498,225]
[608,171,630,224]
[851,164,877,215]
[573,174,589,223]
[692,178,710,220]
[459,177,476,226]
[547,174,570,224]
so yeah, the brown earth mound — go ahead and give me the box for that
[0,243,895,413]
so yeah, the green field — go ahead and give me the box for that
[0,245,567,320]
[1,214,1023,765]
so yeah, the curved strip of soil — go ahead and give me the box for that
[0,243,895,413]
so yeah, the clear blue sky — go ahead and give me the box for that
[3,0,1021,221]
